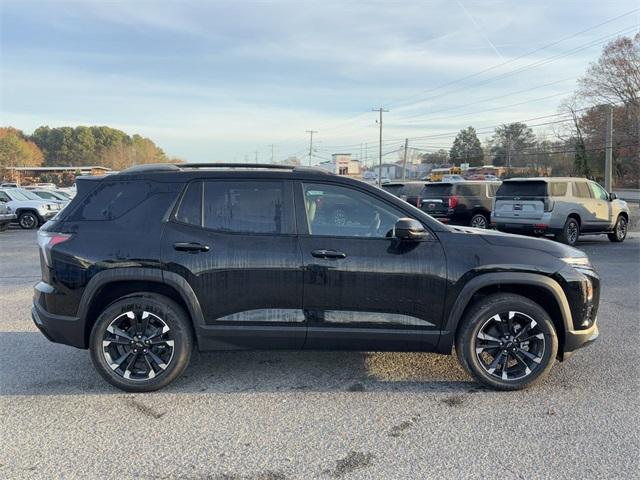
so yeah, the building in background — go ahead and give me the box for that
[317,153,361,178]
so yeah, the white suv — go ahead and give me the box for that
[492,177,630,245]
[0,188,61,229]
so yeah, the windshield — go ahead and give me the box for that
[5,189,32,201]
[19,189,44,200]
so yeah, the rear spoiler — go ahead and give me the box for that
[75,175,105,198]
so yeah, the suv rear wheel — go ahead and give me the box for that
[608,215,627,243]
[456,293,558,390]
[89,293,193,392]
[469,213,489,229]
[556,217,580,246]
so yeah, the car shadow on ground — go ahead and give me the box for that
[0,332,475,396]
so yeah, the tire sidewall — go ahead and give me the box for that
[456,294,558,390]
[89,293,193,392]
[614,216,627,241]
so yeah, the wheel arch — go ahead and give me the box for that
[438,272,572,359]
[567,212,581,226]
[79,268,204,348]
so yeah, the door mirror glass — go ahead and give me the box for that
[395,218,427,241]
[609,192,618,201]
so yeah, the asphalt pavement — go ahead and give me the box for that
[1,228,639,479]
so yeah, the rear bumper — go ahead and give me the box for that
[32,282,86,348]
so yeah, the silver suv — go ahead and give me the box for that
[0,188,61,229]
[492,177,630,246]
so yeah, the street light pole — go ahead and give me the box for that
[372,107,389,186]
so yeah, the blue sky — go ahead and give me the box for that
[1,0,638,163]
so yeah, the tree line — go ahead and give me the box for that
[422,33,639,187]
[0,125,182,172]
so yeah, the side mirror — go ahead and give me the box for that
[609,192,617,201]
[395,218,428,241]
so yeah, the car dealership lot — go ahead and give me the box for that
[1,229,639,479]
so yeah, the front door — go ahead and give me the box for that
[296,181,446,351]
[162,179,305,350]
[589,181,613,229]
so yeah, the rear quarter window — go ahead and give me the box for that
[549,182,568,196]
[456,184,482,197]
[496,181,548,197]
[68,181,153,221]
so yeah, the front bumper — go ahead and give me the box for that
[0,213,16,222]
[562,321,599,360]
[32,282,86,348]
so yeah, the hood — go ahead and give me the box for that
[9,199,52,209]
[450,226,587,259]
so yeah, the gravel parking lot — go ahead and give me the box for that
[1,228,639,479]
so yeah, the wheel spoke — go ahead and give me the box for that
[487,351,505,374]
[146,349,168,370]
[507,311,515,335]
[108,326,133,341]
[516,347,542,364]
[512,351,532,375]
[109,350,132,370]
[123,352,139,379]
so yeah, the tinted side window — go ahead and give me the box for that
[203,181,288,234]
[573,182,592,198]
[70,181,152,220]
[303,183,406,238]
[487,184,499,197]
[589,182,609,201]
[0,191,10,202]
[549,182,567,196]
[456,184,482,197]
[175,181,202,226]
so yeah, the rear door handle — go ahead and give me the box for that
[311,249,347,259]
[174,242,210,253]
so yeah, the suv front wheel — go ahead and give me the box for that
[18,211,39,229]
[456,293,558,390]
[90,293,193,392]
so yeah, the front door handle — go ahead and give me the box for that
[174,242,210,253]
[311,249,347,259]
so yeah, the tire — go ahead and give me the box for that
[469,213,489,229]
[455,293,558,391]
[18,211,39,230]
[89,293,194,392]
[555,217,580,246]
[608,215,628,243]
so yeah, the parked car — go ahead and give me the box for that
[0,202,16,231]
[381,181,427,207]
[29,189,71,206]
[419,181,501,228]
[492,177,630,245]
[0,182,18,188]
[0,188,61,229]
[33,163,599,392]
[24,183,58,190]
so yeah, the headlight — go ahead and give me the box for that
[562,256,594,275]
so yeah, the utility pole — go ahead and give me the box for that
[305,130,317,167]
[372,107,389,186]
[604,105,613,192]
[269,144,275,164]
[506,132,511,177]
[401,138,409,180]
[255,150,259,163]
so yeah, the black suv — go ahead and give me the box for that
[33,164,599,392]
[418,181,501,228]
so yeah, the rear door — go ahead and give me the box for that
[162,179,305,350]
[493,181,547,222]
[571,181,598,230]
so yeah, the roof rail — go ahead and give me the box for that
[120,163,180,174]
[119,162,334,175]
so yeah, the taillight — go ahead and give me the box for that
[448,195,459,209]
[544,198,555,212]
[415,196,421,207]
[37,230,72,267]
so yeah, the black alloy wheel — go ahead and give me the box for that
[90,293,193,392]
[608,215,627,242]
